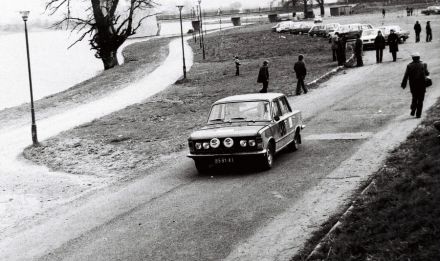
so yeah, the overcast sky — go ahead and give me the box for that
[1,0,275,24]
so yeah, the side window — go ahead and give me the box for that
[280,97,292,114]
[272,100,282,118]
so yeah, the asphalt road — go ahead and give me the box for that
[2,16,440,261]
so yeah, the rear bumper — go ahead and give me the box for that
[187,149,267,159]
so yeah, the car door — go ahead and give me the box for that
[278,97,297,148]
[271,99,284,149]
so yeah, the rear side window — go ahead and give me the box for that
[279,97,292,115]
[273,100,282,118]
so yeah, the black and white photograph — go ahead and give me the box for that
[0,0,439,260]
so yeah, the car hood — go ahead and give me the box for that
[189,123,267,140]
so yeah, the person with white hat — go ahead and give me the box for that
[401,52,430,118]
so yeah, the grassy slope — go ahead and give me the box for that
[23,23,336,178]
[293,99,440,261]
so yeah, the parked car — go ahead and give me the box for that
[324,23,340,37]
[330,23,374,42]
[272,21,295,33]
[187,93,304,173]
[314,16,323,23]
[421,6,440,15]
[361,29,382,49]
[378,25,410,43]
[308,24,326,37]
[290,22,314,34]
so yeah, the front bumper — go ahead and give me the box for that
[187,149,267,159]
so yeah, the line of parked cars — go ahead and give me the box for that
[272,20,410,50]
[421,5,440,15]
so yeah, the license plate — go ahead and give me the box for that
[214,157,234,164]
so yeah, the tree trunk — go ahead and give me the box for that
[320,3,325,16]
[101,50,119,70]
[304,0,308,17]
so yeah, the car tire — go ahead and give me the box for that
[261,143,275,170]
[194,159,210,174]
[287,130,301,152]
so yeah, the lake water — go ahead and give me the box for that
[0,30,103,111]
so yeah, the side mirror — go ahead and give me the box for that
[274,116,280,121]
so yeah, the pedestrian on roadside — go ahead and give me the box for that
[234,56,241,76]
[354,34,363,67]
[294,54,308,95]
[426,21,433,42]
[388,29,399,62]
[414,21,422,43]
[410,7,414,16]
[336,33,347,66]
[257,60,269,93]
[374,31,386,63]
[331,33,339,62]
[382,8,386,18]
[406,6,410,16]
[401,52,430,118]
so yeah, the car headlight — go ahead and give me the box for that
[210,138,220,148]
[248,140,256,147]
[240,140,247,147]
[203,142,210,149]
[223,137,234,148]
[195,143,202,150]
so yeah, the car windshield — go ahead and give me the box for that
[208,101,271,123]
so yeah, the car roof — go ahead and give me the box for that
[214,93,285,104]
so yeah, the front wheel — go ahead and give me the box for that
[194,159,210,174]
[261,144,275,170]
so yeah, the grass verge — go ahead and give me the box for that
[23,23,336,179]
[291,98,440,261]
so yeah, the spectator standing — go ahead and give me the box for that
[414,21,422,43]
[374,31,386,63]
[234,56,241,76]
[388,29,399,62]
[410,7,414,16]
[426,21,432,42]
[336,34,347,66]
[401,53,430,118]
[331,34,339,62]
[382,9,386,18]
[257,61,269,93]
[406,6,410,16]
[294,55,308,95]
[354,34,363,67]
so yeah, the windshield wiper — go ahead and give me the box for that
[210,118,224,122]
[230,117,247,121]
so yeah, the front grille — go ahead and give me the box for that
[190,137,261,155]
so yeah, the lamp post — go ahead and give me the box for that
[20,11,38,145]
[177,5,187,79]
[198,0,206,60]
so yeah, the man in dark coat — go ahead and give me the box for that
[336,33,347,66]
[374,30,386,63]
[382,9,386,18]
[426,21,432,42]
[257,60,269,93]
[401,52,430,118]
[294,55,308,95]
[414,21,422,43]
[388,29,399,62]
[354,34,363,67]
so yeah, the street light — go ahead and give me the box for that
[198,0,206,60]
[20,10,38,145]
[177,5,187,79]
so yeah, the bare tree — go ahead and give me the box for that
[45,0,157,70]
[303,0,308,17]
[316,0,325,16]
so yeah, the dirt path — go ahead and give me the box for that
[0,37,193,235]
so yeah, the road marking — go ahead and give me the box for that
[304,132,374,141]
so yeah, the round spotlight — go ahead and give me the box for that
[210,138,220,148]
[195,143,202,150]
[248,140,256,147]
[223,137,234,148]
[203,142,210,149]
[240,140,247,147]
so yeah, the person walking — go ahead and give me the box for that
[354,34,363,67]
[331,33,338,62]
[374,30,386,63]
[234,56,241,76]
[257,60,269,93]
[294,54,308,95]
[336,33,347,66]
[388,29,399,62]
[414,21,422,43]
[382,8,386,18]
[401,52,430,118]
[426,21,432,42]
